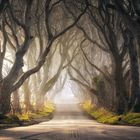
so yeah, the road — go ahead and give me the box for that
[0,103,140,140]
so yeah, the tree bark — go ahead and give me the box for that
[127,30,140,112]
[12,91,21,114]
[23,81,33,113]
[35,93,45,111]
[0,88,11,114]
[114,58,128,114]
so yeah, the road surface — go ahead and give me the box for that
[0,103,140,140]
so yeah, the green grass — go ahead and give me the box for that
[82,100,140,126]
[122,113,140,125]
[18,102,55,121]
[0,102,55,129]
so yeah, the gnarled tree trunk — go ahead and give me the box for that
[0,85,11,114]
[113,58,128,114]
[127,30,140,112]
[12,91,21,114]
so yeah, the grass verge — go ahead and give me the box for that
[82,100,140,126]
[0,102,55,129]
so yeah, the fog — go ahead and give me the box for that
[54,81,79,104]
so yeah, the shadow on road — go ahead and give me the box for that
[0,103,140,140]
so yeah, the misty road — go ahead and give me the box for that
[0,103,140,140]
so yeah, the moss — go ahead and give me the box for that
[18,102,54,121]
[122,113,140,121]
[82,100,93,113]
[98,115,120,124]
[89,107,120,124]
[93,76,105,91]
[18,114,30,121]
[0,115,20,125]
[0,102,55,129]
[82,100,140,126]
[0,118,12,124]
[122,113,140,125]
[128,118,140,125]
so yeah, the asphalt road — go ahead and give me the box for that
[0,103,140,140]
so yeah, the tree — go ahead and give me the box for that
[0,0,88,114]
[66,0,139,114]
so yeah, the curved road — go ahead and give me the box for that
[0,103,140,140]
